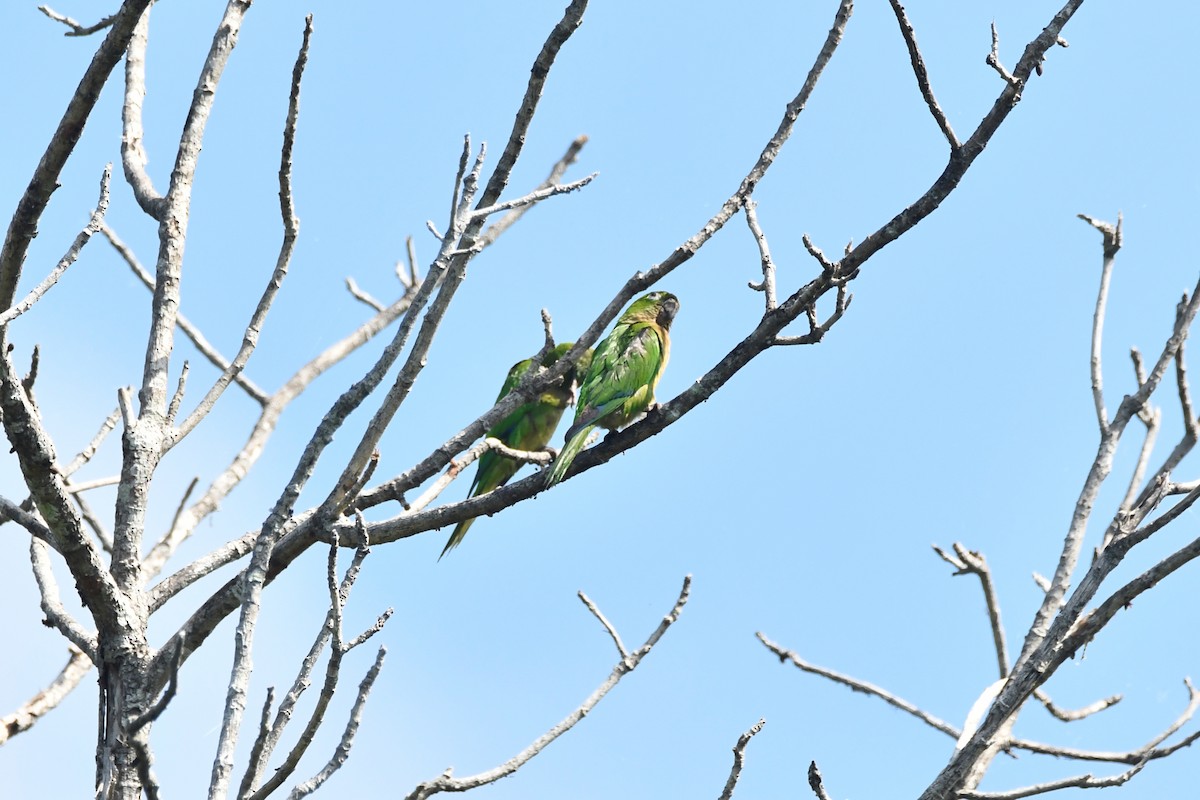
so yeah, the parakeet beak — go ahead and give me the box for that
[658,295,680,327]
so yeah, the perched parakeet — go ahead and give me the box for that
[545,290,679,487]
[441,342,592,558]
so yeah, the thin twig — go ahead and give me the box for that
[986,21,1019,87]
[744,200,778,311]
[0,645,92,744]
[30,538,98,658]
[1080,212,1121,432]
[285,647,387,800]
[0,165,112,326]
[130,643,183,732]
[808,762,834,800]
[1,0,153,313]
[1033,689,1121,722]
[479,135,589,247]
[756,632,959,738]
[887,0,959,149]
[578,590,629,660]
[172,13,314,443]
[121,4,164,217]
[933,543,1009,677]
[470,172,595,220]
[100,223,269,404]
[716,718,766,800]
[403,576,690,800]
[345,277,385,311]
[38,5,116,36]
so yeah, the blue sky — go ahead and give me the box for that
[2,1,1198,797]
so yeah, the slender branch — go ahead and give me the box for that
[403,576,690,800]
[1016,679,1199,764]
[958,765,1147,800]
[478,135,589,247]
[406,436,556,515]
[345,277,385,311]
[1080,212,1121,432]
[1118,404,1160,516]
[0,645,92,744]
[62,407,122,478]
[469,172,595,220]
[38,5,116,36]
[716,719,766,800]
[1033,689,1121,722]
[756,632,959,738]
[1,0,153,314]
[0,495,52,542]
[0,164,112,326]
[744,200,778,311]
[808,762,834,800]
[242,621,333,797]
[100,223,268,403]
[285,647,387,800]
[578,590,629,661]
[30,538,98,658]
[933,543,1009,677]
[985,22,1019,87]
[130,643,183,732]
[121,4,165,217]
[887,0,959,149]
[171,12,313,443]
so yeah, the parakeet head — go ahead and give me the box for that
[622,290,680,329]
[541,342,575,367]
[540,341,593,399]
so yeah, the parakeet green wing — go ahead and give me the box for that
[546,291,678,487]
[441,342,586,558]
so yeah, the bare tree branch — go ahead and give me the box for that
[99,223,269,404]
[716,718,766,800]
[121,4,164,218]
[171,12,313,444]
[285,647,387,800]
[933,543,1009,678]
[38,5,116,36]
[0,645,92,745]
[402,575,690,800]
[1033,689,1121,723]
[756,632,960,739]
[345,277,385,312]
[578,590,629,661]
[985,21,1019,87]
[1079,212,1121,431]
[744,200,778,311]
[1,0,153,313]
[0,164,111,326]
[808,761,834,800]
[887,0,959,149]
[30,537,98,658]
[478,135,589,247]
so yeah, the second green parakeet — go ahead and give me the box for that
[441,342,591,558]
[545,290,679,487]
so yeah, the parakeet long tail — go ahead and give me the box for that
[439,517,475,560]
[545,423,595,487]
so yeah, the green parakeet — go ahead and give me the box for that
[545,290,679,487]
[441,342,591,558]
